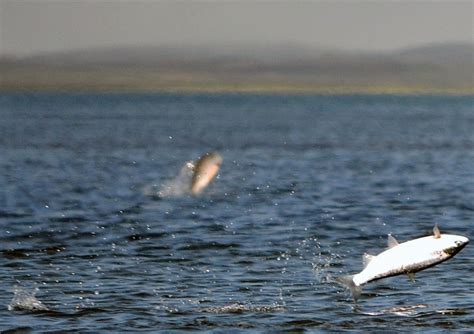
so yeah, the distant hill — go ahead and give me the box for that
[1,42,472,93]
[396,42,474,65]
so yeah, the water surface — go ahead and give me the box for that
[0,93,473,332]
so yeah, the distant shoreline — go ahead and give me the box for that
[1,66,471,95]
[0,83,472,95]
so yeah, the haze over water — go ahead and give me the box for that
[0,93,473,332]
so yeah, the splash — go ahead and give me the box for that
[144,162,194,198]
[199,302,285,314]
[159,161,195,197]
[8,286,49,312]
[359,304,429,317]
[295,236,343,284]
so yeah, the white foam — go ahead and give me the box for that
[157,162,194,198]
[8,286,49,312]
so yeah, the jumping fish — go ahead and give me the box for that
[189,152,223,195]
[336,225,469,301]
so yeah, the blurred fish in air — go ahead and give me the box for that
[189,152,223,195]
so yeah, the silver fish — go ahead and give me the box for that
[336,225,469,301]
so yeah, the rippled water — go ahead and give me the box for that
[0,93,473,332]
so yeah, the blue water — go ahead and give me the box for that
[0,93,473,332]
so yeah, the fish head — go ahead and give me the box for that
[437,234,469,257]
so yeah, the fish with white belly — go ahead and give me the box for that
[336,225,469,301]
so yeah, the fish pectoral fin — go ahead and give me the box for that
[387,234,399,249]
[362,253,375,269]
[407,272,416,282]
[433,224,441,239]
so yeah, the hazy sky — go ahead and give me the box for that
[0,1,472,56]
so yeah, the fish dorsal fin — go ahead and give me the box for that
[433,224,441,239]
[362,253,375,269]
[387,234,399,249]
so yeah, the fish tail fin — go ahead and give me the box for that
[335,275,362,302]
